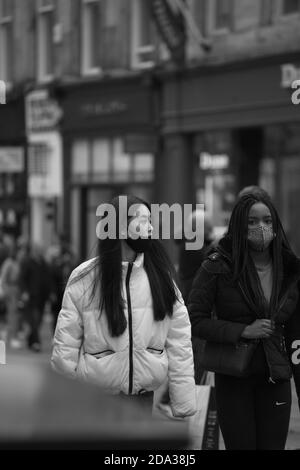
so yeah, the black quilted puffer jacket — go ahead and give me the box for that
[188,238,300,395]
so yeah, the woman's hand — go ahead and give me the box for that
[241,319,274,339]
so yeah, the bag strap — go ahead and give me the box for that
[199,370,208,386]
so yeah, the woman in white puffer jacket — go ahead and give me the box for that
[51,195,196,418]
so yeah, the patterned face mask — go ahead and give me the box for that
[247,225,274,252]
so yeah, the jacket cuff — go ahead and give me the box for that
[225,323,248,343]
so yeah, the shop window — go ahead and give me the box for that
[214,0,232,31]
[0,174,4,196]
[29,143,49,175]
[91,140,110,182]
[7,209,16,226]
[131,0,155,69]
[0,0,13,84]
[133,154,154,182]
[282,0,300,14]
[71,138,155,184]
[72,141,89,180]
[112,139,131,182]
[37,0,55,82]
[5,173,14,195]
[81,0,101,75]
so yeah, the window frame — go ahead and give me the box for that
[281,0,300,16]
[131,0,155,70]
[36,0,55,83]
[81,0,102,76]
[260,0,275,26]
[209,0,233,35]
[0,0,14,85]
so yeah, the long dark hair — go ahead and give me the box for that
[223,193,293,315]
[73,195,179,337]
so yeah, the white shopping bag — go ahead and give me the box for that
[153,373,219,450]
[187,385,211,450]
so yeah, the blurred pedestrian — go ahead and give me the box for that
[52,195,196,418]
[176,209,215,304]
[237,185,272,201]
[18,243,51,352]
[189,193,300,449]
[0,242,22,348]
[48,242,77,333]
[175,209,216,385]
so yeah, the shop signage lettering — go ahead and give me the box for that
[26,90,63,132]
[0,81,6,104]
[199,152,229,171]
[291,340,300,365]
[151,0,185,63]
[281,64,300,88]
[82,100,128,117]
[0,147,24,173]
[291,80,300,105]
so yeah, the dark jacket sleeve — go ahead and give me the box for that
[188,260,247,344]
[285,284,300,410]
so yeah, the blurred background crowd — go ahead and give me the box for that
[0,231,76,352]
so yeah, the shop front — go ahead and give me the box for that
[61,76,158,261]
[160,52,300,256]
[25,89,63,248]
[0,93,27,239]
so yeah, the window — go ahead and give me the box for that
[0,0,13,83]
[214,0,232,30]
[71,138,154,184]
[72,141,89,180]
[37,0,55,81]
[282,0,300,14]
[81,0,101,75]
[133,154,154,182]
[29,143,49,175]
[261,0,274,25]
[92,140,110,182]
[131,0,154,69]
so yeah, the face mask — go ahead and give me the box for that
[247,225,274,252]
[125,237,152,253]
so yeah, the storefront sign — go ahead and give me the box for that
[26,90,63,132]
[62,80,154,133]
[151,0,185,63]
[82,100,128,117]
[199,152,229,171]
[0,147,24,173]
[281,64,300,88]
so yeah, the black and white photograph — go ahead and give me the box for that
[0,0,300,453]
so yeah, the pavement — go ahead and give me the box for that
[1,313,300,450]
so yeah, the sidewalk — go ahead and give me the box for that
[4,312,300,450]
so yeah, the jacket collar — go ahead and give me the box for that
[216,236,300,291]
[122,253,144,269]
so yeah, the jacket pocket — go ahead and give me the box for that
[86,349,115,359]
[147,347,164,356]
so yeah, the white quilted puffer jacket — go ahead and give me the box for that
[51,254,196,418]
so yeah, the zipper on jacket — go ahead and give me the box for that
[125,262,134,395]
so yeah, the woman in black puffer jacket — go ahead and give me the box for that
[188,193,300,450]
